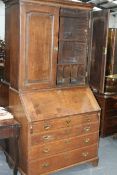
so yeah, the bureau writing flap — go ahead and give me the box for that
[20,87,100,122]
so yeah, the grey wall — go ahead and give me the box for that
[109,14,117,28]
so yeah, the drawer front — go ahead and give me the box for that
[31,122,99,146]
[29,132,99,160]
[32,113,98,133]
[29,144,98,175]
[105,97,117,111]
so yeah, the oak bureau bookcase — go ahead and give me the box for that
[2,0,100,174]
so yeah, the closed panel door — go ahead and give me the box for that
[20,4,59,90]
[89,10,109,94]
[106,29,117,75]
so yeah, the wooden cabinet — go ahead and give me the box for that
[95,94,117,137]
[2,0,100,175]
[89,11,117,137]
[90,11,117,95]
[9,87,100,175]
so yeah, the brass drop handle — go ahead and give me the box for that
[42,162,49,168]
[82,152,89,157]
[44,124,51,130]
[43,148,49,153]
[84,126,90,132]
[43,135,53,141]
[84,138,90,143]
[87,118,91,122]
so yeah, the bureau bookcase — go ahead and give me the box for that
[2,0,100,174]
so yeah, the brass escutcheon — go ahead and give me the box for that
[66,119,71,125]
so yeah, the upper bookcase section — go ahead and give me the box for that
[3,0,93,91]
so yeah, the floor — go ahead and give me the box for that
[0,136,117,175]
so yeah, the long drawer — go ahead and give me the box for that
[29,132,99,160]
[32,113,98,133]
[31,122,99,146]
[28,144,98,175]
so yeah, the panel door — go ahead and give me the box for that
[57,8,90,86]
[106,28,117,75]
[20,3,59,90]
[89,10,109,94]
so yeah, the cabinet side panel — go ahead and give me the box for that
[9,89,29,174]
[5,4,20,89]
[4,6,10,83]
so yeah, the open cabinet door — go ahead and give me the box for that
[89,10,109,94]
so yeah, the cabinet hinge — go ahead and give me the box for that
[89,19,91,29]
[103,47,107,55]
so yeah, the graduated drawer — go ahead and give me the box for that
[29,144,98,175]
[31,122,99,146]
[32,113,99,133]
[29,132,99,160]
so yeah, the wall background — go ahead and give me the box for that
[109,14,117,28]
